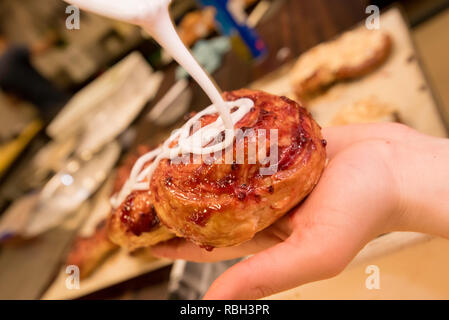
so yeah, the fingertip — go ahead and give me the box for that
[201,257,271,300]
[150,245,172,258]
[150,238,185,258]
[203,278,236,300]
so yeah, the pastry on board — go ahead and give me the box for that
[290,29,392,99]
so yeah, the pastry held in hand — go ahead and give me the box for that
[152,89,326,248]
[108,90,326,250]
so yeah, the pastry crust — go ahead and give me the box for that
[107,190,175,251]
[66,221,118,279]
[107,148,176,251]
[151,89,326,248]
[290,29,392,99]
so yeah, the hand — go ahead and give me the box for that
[152,123,449,299]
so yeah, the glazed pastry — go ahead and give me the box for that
[290,29,392,99]
[108,89,326,250]
[108,148,176,251]
[107,189,175,251]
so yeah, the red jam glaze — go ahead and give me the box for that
[199,244,215,251]
[321,139,327,147]
[154,90,318,227]
[188,208,213,227]
[277,124,311,171]
[119,191,160,236]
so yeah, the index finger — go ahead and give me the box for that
[323,123,410,158]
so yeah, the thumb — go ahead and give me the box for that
[203,224,355,300]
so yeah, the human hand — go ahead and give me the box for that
[152,123,449,299]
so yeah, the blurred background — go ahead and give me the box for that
[0,0,448,300]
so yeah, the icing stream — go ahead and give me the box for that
[64,0,255,208]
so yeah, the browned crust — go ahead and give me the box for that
[291,30,393,99]
[66,221,118,279]
[107,147,177,251]
[107,209,175,251]
[336,33,392,79]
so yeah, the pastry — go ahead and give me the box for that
[66,220,117,279]
[290,29,392,99]
[108,89,326,249]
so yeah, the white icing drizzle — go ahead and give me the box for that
[110,98,254,208]
[64,0,255,208]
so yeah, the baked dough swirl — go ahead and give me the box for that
[108,89,326,250]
